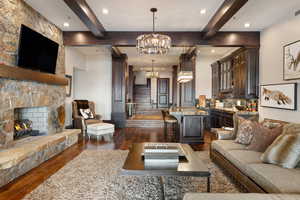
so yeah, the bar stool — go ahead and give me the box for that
[161,110,178,142]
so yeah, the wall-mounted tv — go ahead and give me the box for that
[17,25,59,74]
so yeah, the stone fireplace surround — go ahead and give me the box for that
[0,78,81,188]
[0,79,65,149]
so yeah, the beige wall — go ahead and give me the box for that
[65,47,87,126]
[195,55,219,99]
[259,15,300,123]
[74,48,112,120]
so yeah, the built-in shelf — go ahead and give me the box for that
[0,64,68,86]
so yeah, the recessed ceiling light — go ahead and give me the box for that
[102,8,109,15]
[200,9,206,14]
[244,23,250,28]
[63,22,70,27]
[211,49,215,53]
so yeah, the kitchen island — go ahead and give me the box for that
[169,107,209,144]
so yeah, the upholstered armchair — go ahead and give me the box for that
[72,100,102,132]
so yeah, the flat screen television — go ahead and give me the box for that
[17,25,59,74]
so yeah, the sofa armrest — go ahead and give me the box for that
[217,130,235,140]
[211,128,235,140]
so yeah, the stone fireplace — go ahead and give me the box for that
[0,79,66,149]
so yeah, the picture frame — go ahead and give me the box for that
[260,83,297,110]
[65,75,72,97]
[283,40,300,80]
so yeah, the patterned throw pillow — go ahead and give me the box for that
[261,133,300,168]
[233,115,258,139]
[235,119,257,145]
[80,108,94,120]
[246,123,283,152]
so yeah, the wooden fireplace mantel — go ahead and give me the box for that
[0,64,68,86]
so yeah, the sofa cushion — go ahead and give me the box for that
[224,150,262,174]
[211,140,246,152]
[183,193,300,200]
[246,163,300,193]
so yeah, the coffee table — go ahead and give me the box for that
[121,143,211,199]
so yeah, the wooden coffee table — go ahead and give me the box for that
[121,143,211,199]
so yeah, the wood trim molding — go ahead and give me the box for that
[63,0,106,37]
[0,64,68,85]
[203,0,248,38]
[63,31,260,47]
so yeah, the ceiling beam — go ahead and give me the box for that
[203,0,248,39]
[112,46,122,57]
[63,31,260,47]
[63,0,105,37]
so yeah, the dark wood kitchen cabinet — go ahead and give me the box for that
[211,62,220,99]
[181,115,205,144]
[210,109,234,128]
[212,48,259,99]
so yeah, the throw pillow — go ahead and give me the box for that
[246,123,283,152]
[80,108,95,120]
[233,114,258,139]
[281,123,300,135]
[261,133,300,168]
[235,118,257,145]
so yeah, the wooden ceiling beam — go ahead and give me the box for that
[63,0,105,37]
[203,0,248,39]
[63,31,260,47]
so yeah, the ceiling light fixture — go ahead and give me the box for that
[178,71,193,83]
[211,49,215,53]
[200,9,206,14]
[146,60,159,78]
[102,8,109,15]
[244,23,250,28]
[63,22,70,27]
[137,8,171,55]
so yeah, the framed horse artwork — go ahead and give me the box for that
[260,83,297,110]
[283,40,300,80]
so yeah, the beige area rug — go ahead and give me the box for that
[23,150,241,200]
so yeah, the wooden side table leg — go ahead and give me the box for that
[159,176,165,200]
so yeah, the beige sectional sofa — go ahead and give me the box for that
[210,140,300,193]
[184,193,300,200]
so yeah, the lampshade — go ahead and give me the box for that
[177,71,193,83]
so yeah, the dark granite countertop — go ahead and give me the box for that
[169,107,209,116]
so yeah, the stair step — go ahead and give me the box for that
[126,120,164,128]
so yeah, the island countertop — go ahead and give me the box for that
[169,107,209,116]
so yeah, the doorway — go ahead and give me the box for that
[157,78,170,108]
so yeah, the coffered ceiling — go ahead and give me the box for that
[25,0,300,32]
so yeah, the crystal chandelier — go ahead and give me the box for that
[146,60,159,78]
[137,8,171,55]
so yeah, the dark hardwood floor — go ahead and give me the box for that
[0,127,215,200]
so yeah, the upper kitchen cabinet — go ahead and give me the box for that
[233,48,259,99]
[211,61,220,99]
[212,48,259,99]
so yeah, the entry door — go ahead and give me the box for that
[157,78,169,108]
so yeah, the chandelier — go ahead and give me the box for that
[146,60,159,78]
[137,8,171,55]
